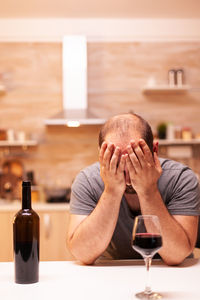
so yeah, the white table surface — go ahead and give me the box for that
[0,259,200,300]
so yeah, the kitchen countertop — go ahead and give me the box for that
[0,259,200,300]
[0,200,70,212]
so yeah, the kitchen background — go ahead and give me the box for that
[0,1,200,199]
[0,0,200,261]
[0,40,200,196]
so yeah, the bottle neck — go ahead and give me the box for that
[22,186,32,209]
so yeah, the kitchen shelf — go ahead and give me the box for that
[0,140,37,147]
[157,139,200,146]
[142,85,190,94]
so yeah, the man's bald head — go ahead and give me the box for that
[98,113,154,153]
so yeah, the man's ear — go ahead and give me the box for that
[153,141,159,153]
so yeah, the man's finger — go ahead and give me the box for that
[130,140,145,168]
[118,153,126,172]
[125,154,136,175]
[99,142,107,164]
[103,143,114,169]
[154,152,162,174]
[139,139,154,164]
[126,144,141,172]
[110,146,120,172]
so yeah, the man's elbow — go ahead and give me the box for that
[162,256,185,266]
[78,257,96,265]
[161,248,193,266]
[66,237,97,265]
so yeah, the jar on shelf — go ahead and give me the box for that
[182,127,192,140]
[168,69,176,87]
[176,69,184,86]
[166,123,175,140]
[174,126,182,139]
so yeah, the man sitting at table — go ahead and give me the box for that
[67,113,200,265]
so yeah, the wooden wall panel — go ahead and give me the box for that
[0,41,200,190]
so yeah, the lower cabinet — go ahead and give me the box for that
[0,211,14,262]
[39,210,74,261]
[0,206,74,262]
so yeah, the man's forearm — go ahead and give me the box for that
[138,187,194,265]
[68,190,122,264]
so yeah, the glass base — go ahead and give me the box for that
[135,291,162,299]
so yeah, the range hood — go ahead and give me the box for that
[45,35,106,127]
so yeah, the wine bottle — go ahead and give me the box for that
[13,181,40,284]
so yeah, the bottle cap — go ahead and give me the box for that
[22,181,31,187]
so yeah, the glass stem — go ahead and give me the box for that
[144,256,152,295]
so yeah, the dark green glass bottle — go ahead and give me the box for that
[13,181,40,284]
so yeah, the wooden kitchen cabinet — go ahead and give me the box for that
[0,211,15,261]
[0,204,74,262]
[39,210,74,261]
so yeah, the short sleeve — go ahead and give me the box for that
[167,168,200,216]
[70,170,98,215]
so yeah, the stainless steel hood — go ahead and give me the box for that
[45,35,106,127]
[44,109,106,126]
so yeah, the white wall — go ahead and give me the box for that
[0,18,200,41]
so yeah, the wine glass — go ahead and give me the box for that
[132,215,163,299]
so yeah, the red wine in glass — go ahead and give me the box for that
[132,215,163,299]
[132,233,162,257]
